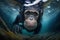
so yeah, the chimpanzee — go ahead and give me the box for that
[12,0,47,35]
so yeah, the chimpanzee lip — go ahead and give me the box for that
[24,10,39,15]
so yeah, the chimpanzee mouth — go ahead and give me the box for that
[24,20,37,31]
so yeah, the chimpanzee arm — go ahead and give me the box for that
[13,14,22,25]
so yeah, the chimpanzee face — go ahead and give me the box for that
[24,10,39,31]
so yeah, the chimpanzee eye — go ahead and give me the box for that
[25,11,30,15]
[33,12,38,16]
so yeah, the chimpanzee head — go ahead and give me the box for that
[23,4,43,31]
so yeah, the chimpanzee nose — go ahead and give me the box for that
[29,15,34,20]
[30,17,33,20]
